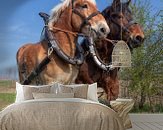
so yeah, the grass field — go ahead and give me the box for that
[0,80,16,111]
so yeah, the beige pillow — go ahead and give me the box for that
[23,86,51,100]
[51,83,89,99]
[33,93,74,99]
[60,83,98,102]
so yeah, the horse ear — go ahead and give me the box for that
[112,0,121,8]
[102,6,110,18]
[112,0,121,5]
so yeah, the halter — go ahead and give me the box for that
[71,0,101,32]
[109,15,137,34]
[102,7,138,36]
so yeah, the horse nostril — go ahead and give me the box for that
[100,27,106,35]
[135,35,144,42]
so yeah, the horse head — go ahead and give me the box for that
[102,0,144,49]
[49,0,110,39]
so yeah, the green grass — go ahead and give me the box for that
[0,93,16,102]
[0,80,16,111]
[0,93,16,111]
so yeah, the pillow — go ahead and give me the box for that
[23,85,51,100]
[15,82,56,102]
[15,82,25,102]
[50,83,73,94]
[32,93,74,99]
[56,83,89,99]
[51,83,98,102]
[87,83,98,102]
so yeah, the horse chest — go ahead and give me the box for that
[42,61,79,84]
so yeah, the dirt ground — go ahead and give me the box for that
[0,87,15,93]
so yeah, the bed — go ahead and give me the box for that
[0,98,125,130]
[0,82,125,130]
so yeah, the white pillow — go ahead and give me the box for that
[15,82,56,103]
[15,82,24,103]
[87,83,98,102]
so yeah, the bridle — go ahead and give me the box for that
[71,0,101,32]
[110,14,137,34]
[102,6,138,37]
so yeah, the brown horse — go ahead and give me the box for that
[76,0,145,100]
[16,0,110,85]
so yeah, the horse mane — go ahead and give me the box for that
[49,0,96,26]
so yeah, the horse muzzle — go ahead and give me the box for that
[91,21,110,39]
[129,34,145,49]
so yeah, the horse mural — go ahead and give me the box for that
[16,0,110,85]
[76,0,145,100]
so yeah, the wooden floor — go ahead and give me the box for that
[128,114,163,130]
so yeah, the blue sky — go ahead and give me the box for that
[0,0,162,77]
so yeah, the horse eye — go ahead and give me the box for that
[112,14,123,19]
[111,14,117,18]
[118,15,123,19]
[81,4,88,9]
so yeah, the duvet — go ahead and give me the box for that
[0,98,124,130]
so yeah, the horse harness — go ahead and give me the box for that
[85,6,138,73]
[22,12,83,85]
[22,1,102,85]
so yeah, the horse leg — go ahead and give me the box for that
[16,44,39,84]
[17,47,28,83]
[76,62,94,84]
[99,74,119,101]
[76,71,94,84]
[18,62,28,83]
[106,77,119,101]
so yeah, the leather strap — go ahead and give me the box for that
[22,56,50,85]
[73,9,101,32]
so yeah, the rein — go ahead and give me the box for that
[50,26,119,72]
[49,26,85,37]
